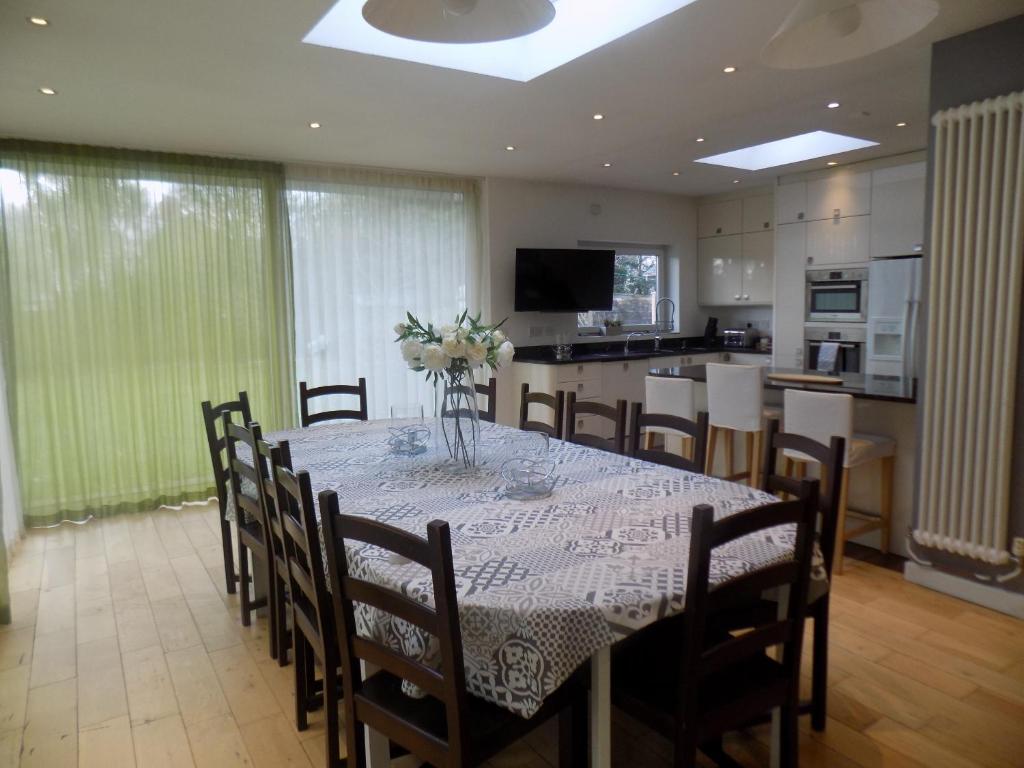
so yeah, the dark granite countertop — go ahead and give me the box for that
[514,340,770,366]
[648,364,917,404]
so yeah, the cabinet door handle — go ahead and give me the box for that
[797,212,804,220]
[715,227,723,234]
[577,383,583,391]
[763,221,769,229]
[743,294,750,300]
[734,294,741,300]
[806,256,814,265]
[833,208,841,220]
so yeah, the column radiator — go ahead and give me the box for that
[915,90,1024,565]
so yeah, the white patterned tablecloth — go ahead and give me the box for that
[252,419,800,719]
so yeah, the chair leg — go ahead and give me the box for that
[558,700,587,768]
[323,650,342,768]
[779,704,799,768]
[294,632,309,731]
[238,539,251,627]
[724,429,735,478]
[834,468,851,575]
[673,732,699,768]
[880,455,895,555]
[220,511,237,595]
[706,426,718,475]
[276,579,290,667]
[811,599,829,732]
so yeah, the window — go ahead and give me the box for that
[578,246,664,329]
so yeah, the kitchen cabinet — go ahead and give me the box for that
[742,195,774,233]
[698,235,743,305]
[806,214,870,266]
[805,170,871,220]
[776,182,808,224]
[726,353,771,366]
[870,161,926,258]
[741,230,774,304]
[698,199,742,238]
[773,222,807,369]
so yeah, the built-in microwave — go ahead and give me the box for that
[806,268,868,323]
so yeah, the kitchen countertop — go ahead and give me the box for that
[648,364,917,404]
[514,342,770,366]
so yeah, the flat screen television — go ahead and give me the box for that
[514,248,615,312]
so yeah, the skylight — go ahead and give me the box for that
[695,131,879,171]
[303,0,699,82]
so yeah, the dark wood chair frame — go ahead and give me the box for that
[320,497,587,768]
[255,437,293,666]
[565,392,628,455]
[222,416,272,632]
[519,383,565,440]
[628,403,710,473]
[300,379,368,427]
[475,377,497,424]
[274,464,344,768]
[612,482,819,768]
[760,418,845,732]
[201,392,252,594]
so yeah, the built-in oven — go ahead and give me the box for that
[806,268,868,323]
[804,326,866,374]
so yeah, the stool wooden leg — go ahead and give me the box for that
[725,429,735,478]
[707,426,718,475]
[744,431,754,485]
[644,431,655,451]
[794,461,807,480]
[880,455,894,555]
[834,467,851,575]
[784,457,794,478]
[751,430,762,488]
[682,436,694,462]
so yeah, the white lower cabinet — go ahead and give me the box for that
[725,353,771,366]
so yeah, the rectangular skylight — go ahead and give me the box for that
[303,0,698,82]
[695,131,879,171]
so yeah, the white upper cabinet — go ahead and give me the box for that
[697,235,743,305]
[742,195,774,233]
[698,199,742,238]
[870,161,927,258]
[806,214,870,266]
[805,170,871,220]
[776,182,808,224]
[741,230,774,304]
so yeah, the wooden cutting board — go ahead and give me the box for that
[767,373,843,385]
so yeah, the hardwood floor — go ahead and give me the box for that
[1,503,1023,767]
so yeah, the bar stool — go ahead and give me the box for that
[782,388,895,574]
[643,376,696,459]
[705,364,776,487]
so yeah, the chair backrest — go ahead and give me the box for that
[201,392,252,511]
[706,364,763,432]
[783,388,854,465]
[645,376,696,424]
[321,497,468,768]
[519,383,565,440]
[299,379,368,427]
[475,378,497,424]
[629,403,709,472]
[680,481,819,733]
[566,392,628,454]
[255,437,291,566]
[761,418,846,576]
[274,464,333,656]
[222,414,263,534]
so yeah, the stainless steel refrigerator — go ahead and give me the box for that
[866,255,923,379]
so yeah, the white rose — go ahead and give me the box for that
[456,327,469,342]
[491,330,506,346]
[394,322,407,336]
[421,344,450,372]
[438,323,458,337]
[466,341,488,365]
[441,334,465,358]
[400,338,423,363]
[495,340,515,368]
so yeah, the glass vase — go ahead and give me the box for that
[434,367,480,469]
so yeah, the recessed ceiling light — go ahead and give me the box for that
[27,16,49,26]
[722,66,737,73]
[896,121,907,127]
[505,145,516,151]
[672,171,680,176]
[38,87,57,95]
[827,161,838,166]
[695,130,879,171]
[305,0,702,82]
[602,162,612,168]
[827,101,841,109]
[696,137,705,143]
[732,179,741,184]
[593,113,604,121]
[308,122,321,128]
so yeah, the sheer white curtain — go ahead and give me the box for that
[285,165,485,420]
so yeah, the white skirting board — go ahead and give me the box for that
[904,562,1024,619]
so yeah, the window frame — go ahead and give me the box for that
[576,242,668,333]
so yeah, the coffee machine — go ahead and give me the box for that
[703,317,718,347]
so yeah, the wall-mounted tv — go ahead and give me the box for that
[514,248,615,312]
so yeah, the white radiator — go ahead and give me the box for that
[916,90,1024,565]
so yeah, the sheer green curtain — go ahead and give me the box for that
[0,141,295,527]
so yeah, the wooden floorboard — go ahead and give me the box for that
[0,502,1021,767]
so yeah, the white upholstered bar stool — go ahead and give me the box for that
[783,388,896,574]
[705,364,777,487]
[643,376,696,459]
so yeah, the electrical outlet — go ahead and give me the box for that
[1012,537,1024,558]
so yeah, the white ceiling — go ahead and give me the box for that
[2,0,1023,195]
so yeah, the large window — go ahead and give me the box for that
[578,245,664,329]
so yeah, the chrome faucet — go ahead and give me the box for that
[624,332,645,355]
[655,297,676,332]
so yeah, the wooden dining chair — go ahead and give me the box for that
[761,418,845,732]
[519,383,565,440]
[320,495,587,768]
[475,377,497,423]
[201,392,252,594]
[628,402,709,473]
[565,392,628,455]
[274,464,343,768]
[222,416,272,632]
[300,379,368,427]
[256,437,293,667]
[612,481,819,768]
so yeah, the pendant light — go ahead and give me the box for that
[362,0,557,44]
[761,0,939,70]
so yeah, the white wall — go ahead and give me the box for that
[482,177,700,347]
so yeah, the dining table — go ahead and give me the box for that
[252,417,805,768]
